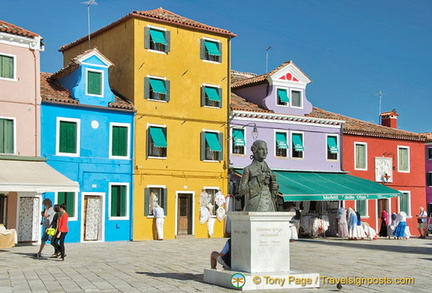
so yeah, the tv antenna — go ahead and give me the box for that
[377,90,384,124]
[265,45,272,73]
[82,0,98,49]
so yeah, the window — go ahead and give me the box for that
[275,132,288,157]
[201,85,222,108]
[231,128,245,155]
[200,39,221,62]
[147,126,167,158]
[327,135,339,160]
[110,184,128,218]
[145,187,167,216]
[0,117,14,154]
[57,118,79,156]
[86,70,102,96]
[291,133,304,158]
[0,54,15,80]
[0,194,7,227]
[110,123,129,158]
[204,188,220,215]
[428,147,432,160]
[201,131,223,161]
[145,77,170,101]
[291,90,302,108]
[144,27,170,53]
[276,88,289,106]
[354,143,367,170]
[427,173,432,186]
[398,192,410,216]
[398,146,410,172]
[57,192,76,219]
[356,200,368,217]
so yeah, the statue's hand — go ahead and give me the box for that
[270,181,279,192]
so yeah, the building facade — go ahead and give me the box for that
[425,134,432,217]
[60,8,236,239]
[40,49,135,242]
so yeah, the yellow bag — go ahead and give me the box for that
[46,228,57,236]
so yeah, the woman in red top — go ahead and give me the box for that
[54,203,69,261]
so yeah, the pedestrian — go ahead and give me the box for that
[336,206,349,239]
[153,204,165,240]
[387,212,398,238]
[393,211,408,240]
[53,203,68,261]
[210,238,231,270]
[49,205,61,258]
[348,207,364,240]
[416,207,428,239]
[379,209,388,237]
[34,198,55,258]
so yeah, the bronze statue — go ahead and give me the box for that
[239,140,279,212]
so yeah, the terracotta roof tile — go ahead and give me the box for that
[231,70,257,84]
[0,20,39,38]
[230,93,272,113]
[308,107,426,141]
[60,8,235,52]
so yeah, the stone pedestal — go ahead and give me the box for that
[203,212,319,290]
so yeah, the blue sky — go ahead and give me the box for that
[3,0,431,133]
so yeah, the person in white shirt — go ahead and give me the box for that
[417,207,428,239]
[153,204,165,240]
[34,198,55,258]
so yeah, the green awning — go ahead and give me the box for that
[150,29,168,45]
[273,171,402,201]
[204,87,221,102]
[149,127,167,148]
[204,41,221,56]
[327,136,339,154]
[232,129,246,147]
[149,78,167,94]
[205,132,222,152]
[292,134,304,151]
[275,133,288,149]
[277,89,289,103]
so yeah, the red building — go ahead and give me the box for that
[310,109,427,236]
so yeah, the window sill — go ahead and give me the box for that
[147,99,168,103]
[0,77,18,82]
[56,152,80,157]
[109,155,130,160]
[147,49,168,55]
[108,216,129,221]
[203,105,222,109]
[231,153,246,156]
[203,160,220,163]
[202,59,221,64]
[147,156,167,160]
[146,215,166,219]
[291,106,304,109]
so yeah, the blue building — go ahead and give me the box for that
[40,49,135,242]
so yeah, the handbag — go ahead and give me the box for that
[46,227,57,236]
[417,218,423,224]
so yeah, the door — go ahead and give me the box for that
[18,196,40,242]
[177,193,192,235]
[83,195,103,241]
[377,199,389,229]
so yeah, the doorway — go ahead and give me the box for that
[18,196,40,242]
[377,198,389,230]
[177,193,193,236]
[83,194,103,241]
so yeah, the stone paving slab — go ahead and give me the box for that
[0,236,430,292]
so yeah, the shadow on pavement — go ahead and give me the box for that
[298,239,432,256]
[136,271,206,284]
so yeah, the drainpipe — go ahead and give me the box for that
[31,49,39,157]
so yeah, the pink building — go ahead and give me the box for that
[0,20,77,243]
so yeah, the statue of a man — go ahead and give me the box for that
[239,140,279,212]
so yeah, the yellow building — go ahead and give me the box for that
[60,8,236,240]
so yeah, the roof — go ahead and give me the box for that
[230,93,272,113]
[60,8,236,52]
[40,72,134,111]
[422,132,432,143]
[231,70,257,84]
[0,20,39,38]
[309,107,426,142]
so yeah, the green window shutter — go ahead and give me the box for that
[218,87,222,108]
[149,127,167,148]
[149,78,167,94]
[110,186,118,216]
[165,31,171,53]
[111,185,126,217]
[398,148,409,171]
[0,55,14,79]
[205,132,222,152]
[327,136,339,153]
[59,121,77,154]
[112,126,128,157]
[144,77,150,100]
[87,71,102,95]
[232,129,245,147]
[162,188,167,215]
[204,41,221,56]
[144,27,150,49]
[204,87,221,102]
[149,29,168,45]
[292,133,304,151]
[356,200,367,217]
[200,39,206,59]
[276,132,288,149]
[200,132,206,161]
[0,118,14,154]
[355,144,366,169]
[217,133,223,161]
[218,42,222,63]
[58,192,75,218]
[201,86,206,106]
[144,188,150,216]
[400,193,409,214]
[277,89,289,103]
[119,185,126,217]
[165,79,170,102]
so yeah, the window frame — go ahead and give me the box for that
[201,130,223,162]
[147,124,167,159]
[397,146,410,173]
[354,142,367,170]
[109,122,130,159]
[398,190,411,217]
[144,25,170,54]
[55,192,78,221]
[427,172,432,187]
[290,90,303,108]
[326,134,339,161]
[355,199,369,218]
[291,131,304,159]
[203,187,221,216]
[231,128,246,155]
[85,68,104,97]
[0,116,16,155]
[108,182,129,220]
[428,147,432,160]
[201,84,222,108]
[145,185,167,217]
[56,117,80,157]
[200,38,222,63]
[0,53,17,81]
[274,130,289,158]
[144,76,170,102]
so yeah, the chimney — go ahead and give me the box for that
[380,109,399,128]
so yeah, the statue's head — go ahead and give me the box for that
[251,140,268,162]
